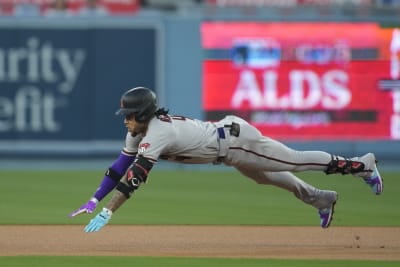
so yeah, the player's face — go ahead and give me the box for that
[124,115,138,133]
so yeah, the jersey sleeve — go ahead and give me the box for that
[137,119,173,163]
[123,132,141,156]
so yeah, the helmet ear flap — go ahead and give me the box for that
[134,100,157,123]
[135,111,147,123]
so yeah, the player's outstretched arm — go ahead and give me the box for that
[84,155,153,232]
[84,175,131,233]
[69,152,135,218]
[84,172,137,233]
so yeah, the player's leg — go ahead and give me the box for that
[235,167,337,228]
[223,117,329,171]
[226,125,344,172]
[252,141,383,194]
[224,120,382,194]
[236,167,334,209]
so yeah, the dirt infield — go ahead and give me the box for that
[0,225,399,260]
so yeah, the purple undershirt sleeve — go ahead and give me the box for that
[93,152,135,201]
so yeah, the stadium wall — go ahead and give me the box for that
[0,13,399,164]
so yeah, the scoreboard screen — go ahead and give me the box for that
[201,22,400,140]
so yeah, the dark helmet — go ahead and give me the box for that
[115,87,158,122]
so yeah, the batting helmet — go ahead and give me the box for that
[115,87,158,122]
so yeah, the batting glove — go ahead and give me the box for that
[69,198,98,217]
[84,208,113,233]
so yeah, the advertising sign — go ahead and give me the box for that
[0,26,157,140]
[201,22,400,140]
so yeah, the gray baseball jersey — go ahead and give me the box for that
[123,114,370,209]
[124,114,220,164]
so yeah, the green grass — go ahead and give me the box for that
[0,170,399,266]
[0,256,399,267]
[0,169,398,226]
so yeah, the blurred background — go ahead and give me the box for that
[0,0,399,170]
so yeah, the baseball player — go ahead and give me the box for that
[69,87,383,232]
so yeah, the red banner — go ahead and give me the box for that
[67,0,139,14]
[201,22,400,140]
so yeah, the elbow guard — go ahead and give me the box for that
[128,156,154,185]
[116,156,154,198]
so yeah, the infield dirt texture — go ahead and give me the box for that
[1,225,399,260]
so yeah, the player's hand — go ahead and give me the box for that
[84,208,112,233]
[69,198,98,217]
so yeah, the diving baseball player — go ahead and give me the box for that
[69,87,383,232]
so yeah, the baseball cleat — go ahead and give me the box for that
[363,162,383,195]
[358,153,383,195]
[318,192,338,229]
